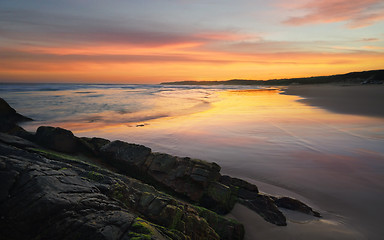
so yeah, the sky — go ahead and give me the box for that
[0,0,383,84]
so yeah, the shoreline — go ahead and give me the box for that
[1,97,326,240]
[2,84,384,239]
[283,84,384,118]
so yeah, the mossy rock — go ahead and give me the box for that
[195,206,244,240]
[130,217,190,240]
[86,171,104,181]
[200,182,238,214]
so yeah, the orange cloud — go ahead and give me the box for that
[283,0,384,28]
[1,43,383,84]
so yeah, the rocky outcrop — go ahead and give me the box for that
[80,137,111,155]
[219,175,321,226]
[273,196,321,217]
[0,97,32,123]
[0,144,172,240]
[30,127,322,227]
[0,97,32,135]
[0,133,244,240]
[35,126,79,153]
[100,141,227,211]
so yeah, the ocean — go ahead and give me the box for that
[1,83,262,125]
[2,83,384,239]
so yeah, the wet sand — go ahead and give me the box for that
[17,85,384,239]
[224,84,384,240]
[283,84,384,118]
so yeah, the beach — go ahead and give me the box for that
[240,84,384,240]
[228,84,384,240]
[3,83,384,239]
[284,84,384,118]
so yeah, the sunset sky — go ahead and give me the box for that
[1,0,384,83]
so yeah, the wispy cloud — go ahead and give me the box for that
[282,0,384,28]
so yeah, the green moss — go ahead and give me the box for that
[204,182,238,213]
[194,205,244,240]
[112,186,124,201]
[86,171,104,181]
[128,233,151,240]
[170,207,184,229]
[130,217,190,240]
[29,147,79,161]
[128,218,154,240]
[131,218,152,234]
[27,147,100,168]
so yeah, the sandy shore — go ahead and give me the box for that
[283,84,384,118]
[14,84,384,239]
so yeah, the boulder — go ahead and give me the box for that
[100,140,152,173]
[35,126,79,153]
[220,175,259,199]
[0,132,38,149]
[239,194,287,226]
[100,141,222,203]
[147,154,221,202]
[80,137,111,155]
[0,98,32,134]
[273,196,321,217]
[0,97,32,122]
[219,175,321,225]
[201,182,238,214]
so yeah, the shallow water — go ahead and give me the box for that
[2,83,384,239]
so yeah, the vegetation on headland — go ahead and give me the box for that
[161,69,384,85]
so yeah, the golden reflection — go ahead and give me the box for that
[51,87,380,142]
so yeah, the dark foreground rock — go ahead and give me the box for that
[100,141,230,212]
[0,97,32,123]
[0,97,32,135]
[35,126,80,153]
[0,136,244,240]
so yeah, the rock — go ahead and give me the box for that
[220,175,259,199]
[219,175,321,225]
[273,197,321,217]
[100,141,222,203]
[0,148,180,240]
[201,182,238,214]
[147,154,221,202]
[0,97,32,123]
[239,194,287,226]
[148,153,178,173]
[0,141,243,240]
[0,132,38,149]
[100,140,152,175]
[81,137,111,155]
[35,126,79,153]
[0,98,32,134]
[220,175,258,192]
[197,207,244,240]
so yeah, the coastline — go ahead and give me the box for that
[1,97,325,240]
[283,84,384,118]
[2,84,384,239]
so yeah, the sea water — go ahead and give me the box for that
[1,83,384,239]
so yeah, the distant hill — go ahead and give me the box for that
[161,69,384,85]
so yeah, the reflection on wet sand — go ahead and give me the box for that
[21,87,384,239]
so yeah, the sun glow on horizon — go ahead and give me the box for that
[0,0,383,83]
